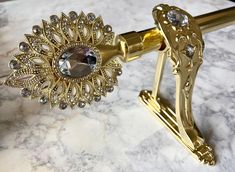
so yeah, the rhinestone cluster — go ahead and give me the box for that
[6,11,122,110]
[166,9,195,58]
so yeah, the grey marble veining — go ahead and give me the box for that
[0,0,235,172]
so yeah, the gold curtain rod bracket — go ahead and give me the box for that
[135,4,235,165]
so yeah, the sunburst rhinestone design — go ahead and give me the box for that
[5,11,122,109]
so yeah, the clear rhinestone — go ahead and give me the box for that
[94,95,101,102]
[167,10,189,26]
[58,45,97,78]
[69,11,78,21]
[104,25,112,33]
[116,69,122,76]
[9,59,20,69]
[107,86,114,92]
[185,44,195,58]
[78,101,86,108]
[59,101,67,110]
[32,25,42,35]
[21,88,31,97]
[50,15,60,25]
[39,96,48,105]
[19,42,30,52]
[87,13,96,21]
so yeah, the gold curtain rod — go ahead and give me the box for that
[116,6,235,62]
[195,6,235,33]
[1,6,235,79]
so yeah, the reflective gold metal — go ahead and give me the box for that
[140,4,215,165]
[116,6,235,62]
[1,3,235,165]
[2,12,122,109]
[115,4,235,165]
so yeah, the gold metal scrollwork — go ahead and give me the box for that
[139,4,215,165]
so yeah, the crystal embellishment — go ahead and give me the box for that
[87,13,96,21]
[59,101,68,110]
[39,96,48,104]
[185,44,195,58]
[58,45,97,78]
[5,11,122,109]
[9,60,21,70]
[19,42,30,52]
[167,10,189,26]
[21,88,31,97]
[78,101,86,108]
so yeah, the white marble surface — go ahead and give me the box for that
[0,0,235,171]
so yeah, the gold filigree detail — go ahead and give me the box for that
[150,4,215,165]
[5,11,122,109]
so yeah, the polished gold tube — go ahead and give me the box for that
[116,28,164,62]
[117,6,235,62]
[195,6,235,33]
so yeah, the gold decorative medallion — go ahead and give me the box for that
[5,11,122,109]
